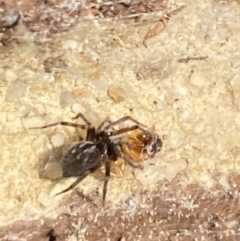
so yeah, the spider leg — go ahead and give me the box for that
[104,116,146,130]
[72,113,98,142]
[55,170,91,196]
[30,122,87,130]
[110,125,148,136]
[123,154,144,170]
[102,160,111,206]
[114,144,144,170]
[72,113,92,127]
[97,117,112,132]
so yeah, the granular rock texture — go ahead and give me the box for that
[1,0,240,240]
[1,174,240,240]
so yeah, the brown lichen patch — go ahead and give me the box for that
[1,172,240,240]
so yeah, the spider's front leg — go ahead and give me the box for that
[104,116,147,131]
[72,113,92,127]
[110,125,140,136]
[97,117,112,132]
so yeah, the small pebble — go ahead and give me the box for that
[4,69,17,82]
[30,82,43,94]
[72,103,85,114]
[5,81,27,102]
[73,88,91,99]
[6,112,16,122]
[60,91,73,108]
[1,10,19,28]
[51,132,65,147]
[63,40,78,50]
[107,86,125,103]
[32,134,47,150]
[37,191,52,207]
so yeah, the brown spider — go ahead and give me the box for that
[31,113,162,205]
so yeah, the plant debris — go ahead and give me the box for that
[178,56,208,63]
[143,5,185,47]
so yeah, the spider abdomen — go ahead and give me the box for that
[62,141,103,177]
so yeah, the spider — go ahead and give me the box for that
[31,113,159,205]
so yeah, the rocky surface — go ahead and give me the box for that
[1,0,240,240]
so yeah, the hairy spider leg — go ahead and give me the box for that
[72,113,101,142]
[55,165,100,196]
[30,121,88,141]
[97,117,112,132]
[55,170,91,196]
[30,121,87,130]
[110,125,143,136]
[114,142,144,170]
[122,154,144,170]
[104,116,147,131]
[72,113,92,127]
[102,160,111,207]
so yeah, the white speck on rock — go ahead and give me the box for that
[42,73,55,83]
[178,86,187,95]
[51,132,65,147]
[4,69,18,82]
[63,40,78,50]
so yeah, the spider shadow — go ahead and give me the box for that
[38,132,82,181]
